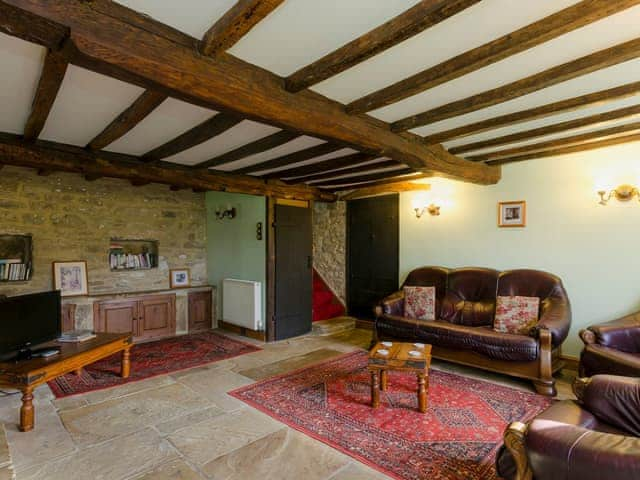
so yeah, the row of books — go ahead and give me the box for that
[109,252,157,270]
[0,259,30,281]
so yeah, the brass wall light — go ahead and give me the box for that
[414,204,441,218]
[597,184,640,205]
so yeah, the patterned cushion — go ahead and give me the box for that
[494,296,540,335]
[403,286,436,321]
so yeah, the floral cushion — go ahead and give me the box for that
[494,296,540,335]
[403,286,436,321]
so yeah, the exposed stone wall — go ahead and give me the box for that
[313,201,346,302]
[0,166,208,298]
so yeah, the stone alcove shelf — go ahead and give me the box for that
[0,234,32,282]
[108,238,159,271]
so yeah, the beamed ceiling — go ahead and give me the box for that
[1,0,640,200]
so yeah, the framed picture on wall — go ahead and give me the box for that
[170,268,191,288]
[498,201,526,228]
[52,261,89,297]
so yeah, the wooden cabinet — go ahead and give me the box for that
[188,291,212,332]
[94,294,176,342]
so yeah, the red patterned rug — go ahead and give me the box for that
[230,351,551,480]
[48,331,261,398]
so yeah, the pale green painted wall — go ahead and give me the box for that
[206,192,266,324]
[400,141,640,357]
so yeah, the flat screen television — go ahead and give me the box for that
[0,290,61,360]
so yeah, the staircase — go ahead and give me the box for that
[313,269,345,322]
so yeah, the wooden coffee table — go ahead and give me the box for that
[368,341,432,413]
[0,333,132,432]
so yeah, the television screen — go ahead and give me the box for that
[0,290,61,357]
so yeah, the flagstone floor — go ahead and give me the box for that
[0,328,575,480]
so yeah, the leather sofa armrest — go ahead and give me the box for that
[375,290,404,317]
[534,297,571,348]
[586,314,640,351]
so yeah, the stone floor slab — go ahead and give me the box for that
[329,462,392,480]
[129,458,204,480]
[238,348,343,380]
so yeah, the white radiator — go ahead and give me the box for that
[222,278,263,331]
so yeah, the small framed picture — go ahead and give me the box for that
[52,261,89,297]
[170,268,191,288]
[498,201,526,228]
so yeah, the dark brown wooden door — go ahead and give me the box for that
[188,291,212,332]
[94,299,138,336]
[139,294,175,340]
[347,194,399,319]
[274,204,312,340]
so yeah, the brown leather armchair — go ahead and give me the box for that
[579,312,640,377]
[496,375,640,480]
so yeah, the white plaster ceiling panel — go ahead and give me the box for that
[371,5,640,123]
[443,94,640,151]
[229,0,423,76]
[412,58,640,138]
[105,98,216,156]
[39,66,144,146]
[114,0,238,38]
[306,165,408,184]
[164,121,281,166]
[213,135,326,171]
[0,34,46,135]
[458,117,640,157]
[253,147,358,176]
[311,0,579,104]
[284,157,391,180]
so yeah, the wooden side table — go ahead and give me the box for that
[368,341,432,413]
[0,333,132,432]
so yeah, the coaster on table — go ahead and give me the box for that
[409,350,422,357]
[413,343,425,349]
[381,341,392,347]
[377,349,389,355]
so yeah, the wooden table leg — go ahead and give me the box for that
[380,370,388,391]
[371,370,380,408]
[417,372,428,413]
[121,347,131,378]
[19,387,34,432]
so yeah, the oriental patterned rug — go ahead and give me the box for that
[48,331,261,398]
[230,351,551,480]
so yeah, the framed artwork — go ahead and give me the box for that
[498,201,526,228]
[170,268,191,288]
[52,261,89,296]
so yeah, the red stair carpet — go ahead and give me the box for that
[231,351,551,480]
[313,269,345,321]
[48,331,261,398]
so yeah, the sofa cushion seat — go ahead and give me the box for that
[413,320,539,362]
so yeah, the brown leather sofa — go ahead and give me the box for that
[496,375,640,480]
[374,267,571,396]
[579,311,640,377]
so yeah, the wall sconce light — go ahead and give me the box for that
[414,204,441,218]
[597,184,640,206]
[215,205,236,220]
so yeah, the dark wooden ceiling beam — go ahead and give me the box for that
[0,2,68,49]
[195,130,301,169]
[486,132,640,166]
[339,180,431,200]
[285,0,480,92]
[200,0,285,57]
[423,81,640,145]
[23,50,68,141]
[87,90,167,150]
[231,142,345,175]
[392,36,640,132]
[300,160,402,184]
[329,173,432,192]
[1,0,499,185]
[451,103,640,155]
[270,152,379,179]
[312,167,414,188]
[0,132,336,201]
[347,0,640,115]
[467,121,640,162]
[143,113,243,162]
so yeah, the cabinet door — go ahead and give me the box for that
[139,294,176,340]
[188,291,212,332]
[94,300,138,336]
